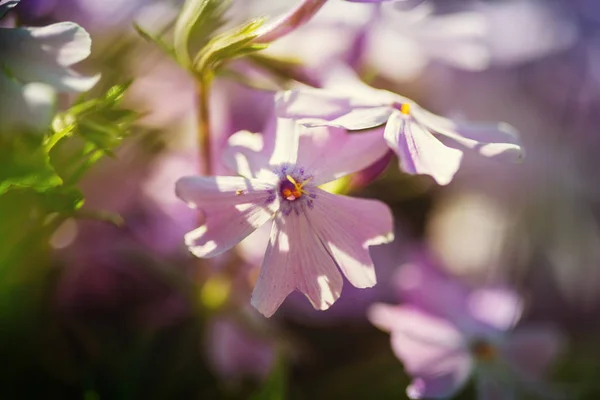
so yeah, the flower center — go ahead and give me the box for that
[400,103,411,115]
[280,174,311,201]
[471,339,496,362]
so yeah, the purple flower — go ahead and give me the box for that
[175,119,394,317]
[276,65,524,185]
[368,260,565,399]
[205,313,276,382]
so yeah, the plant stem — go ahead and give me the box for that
[196,74,212,176]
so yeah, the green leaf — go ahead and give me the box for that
[173,0,229,69]
[194,17,267,76]
[0,135,63,195]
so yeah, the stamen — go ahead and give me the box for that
[280,175,311,201]
[400,103,411,115]
[471,339,496,362]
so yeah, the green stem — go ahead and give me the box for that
[196,74,212,176]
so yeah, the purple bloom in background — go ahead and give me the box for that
[175,118,394,317]
[277,65,523,185]
[368,258,565,399]
[205,313,276,382]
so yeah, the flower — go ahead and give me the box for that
[0,0,99,133]
[368,260,564,399]
[175,118,394,317]
[276,65,524,185]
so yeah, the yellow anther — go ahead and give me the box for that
[400,103,411,115]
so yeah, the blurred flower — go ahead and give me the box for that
[176,118,393,317]
[276,66,523,185]
[205,312,276,382]
[263,0,490,81]
[369,258,565,399]
[0,0,98,133]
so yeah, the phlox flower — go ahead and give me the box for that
[175,118,394,317]
[368,260,564,399]
[276,65,524,185]
[0,0,99,133]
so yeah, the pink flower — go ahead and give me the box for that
[175,118,394,317]
[276,65,523,185]
[368,260,565,399]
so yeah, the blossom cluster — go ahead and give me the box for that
[2,0,598,398]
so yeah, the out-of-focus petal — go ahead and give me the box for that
[251,212,343,317]
[0,22,100,92]
[475,371,517,400]
[501,326,565,379]
[0,0,19,19]
[368,304,472,399]
[306,189,393,288]
[385,110,463,185]
[295,125,388,185]
[412,107,524,163]
[175,176,277,258]
[467,288,523,332]
[0,75,54,133]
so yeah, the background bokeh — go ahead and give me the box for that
[2,0,600,398]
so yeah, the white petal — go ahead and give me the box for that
[0,74,55,133]
[0,22,100,92]
[175,176,277,258]
[251,211,343,317]
[412,106,524,163]
[306,189,394,288]
[294,125,389,185]
[385,110,463,185]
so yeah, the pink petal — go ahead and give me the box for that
[475,373,517,400]
[412,106,524,163]
[251,213,343,317]
[296,126,389,185]
[385,110,463,185]
[275,89,353,123]
[368,304,472,399]
[466,288,523,332]
[500,326,564,379]
[175,176,277,258]
[222,130,270,178]
[268,118,301,167]
[306,189,394,288]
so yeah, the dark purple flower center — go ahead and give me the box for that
[471,339,496,362]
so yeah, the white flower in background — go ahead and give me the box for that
[0,0,99,134]
[261,0,491,81]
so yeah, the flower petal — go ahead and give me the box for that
[0,0,19,20]
[500,326,564,379]
[275,65,398,131]
[368,304,472,399]
[275,89,353,122]
[295,125,389,185]
[385,110,463,185]
[0,22,100,92]
[268,118,301,167]
[175,176,277,258]
[412,106,524,163]
[222,130,270,178]
[466,288,523,332]
[251,212,343,317]
[0,75,55,133]
[307,189,394,287]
